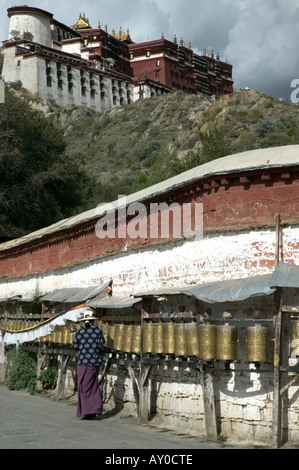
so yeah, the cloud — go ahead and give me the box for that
[1,0,299,101]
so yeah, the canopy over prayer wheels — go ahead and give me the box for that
[185,322,200,356]
[216,324,238,361]
[199,324,217,361]
[174,323,187,356]
[163,322,175,354]
[153,323,164,354]
[247,325,269,363]
[290,320,299,358]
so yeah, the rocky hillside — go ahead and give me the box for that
[21,87,299,210]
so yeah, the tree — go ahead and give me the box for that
[0,86,89,235]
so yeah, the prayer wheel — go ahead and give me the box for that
[216,324,238,361]
[131,325,141,353]
[174,323,188,356]
[107,325,115,350]
[247,325,268,363]
[62,326,71,344]
[101,323,109,343]
[185,322,200,356]
[290,320,299,358]
[114,324,125,351]
[142,322,154,353]
[56,326,64,344]
[198,324,217,361]
[153,323,164,354]
[123,325,133,352]
[163,322,175,354]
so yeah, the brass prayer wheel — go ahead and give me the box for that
[163,322,175,354]
[131,325,141,353]
[153,323,164,354]
[56,326,64,344]
[216,324,238,361]
[290,321,299,357]
[185,322,200,356]
[142,322,154,353]
[174,323,187,356]
[199,324,217,361]
[123,325,133,352]
[247,325,268,363]
[107,325,115,350]
[101,323,109,343]
[62,326,71,344]
[114,324,125,351]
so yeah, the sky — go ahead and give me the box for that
[1,0,299,102]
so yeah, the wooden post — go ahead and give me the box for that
[275,214,281,267]
[138,364,152,424]
[272,288,282,448]
[200,362,218,440]
[36,350,47,391]
[56,354,69,400]
[138,298,152,424]
[0,332,5,383]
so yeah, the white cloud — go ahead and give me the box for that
[1,0,299,100]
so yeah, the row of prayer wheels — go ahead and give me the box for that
[39,325,76,344]
[11,319,299,363]
[101,322,270,362]
[0,320,39,331]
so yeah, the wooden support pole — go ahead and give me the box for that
[128,365,140,409]
[0,332,5,383]
[200,362,217,440]
[36,350,47,391]
[56,354,69,400]
[138,364,152,424]
[275,214,281,267]
[272,288,282,448]
[137,298,154,423]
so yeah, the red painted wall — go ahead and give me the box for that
[0,168,299,279]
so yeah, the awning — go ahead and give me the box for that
[40,281,112,304]
[87,296,142,309]
[270,262,299,288]
[181,273,275,304]
[133,263,299,304]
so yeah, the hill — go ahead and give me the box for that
[9,86,299,213]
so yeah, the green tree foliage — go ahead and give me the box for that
[0,87,88,234]
[7,347,37,394]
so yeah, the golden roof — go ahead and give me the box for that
[71,13,91,30]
